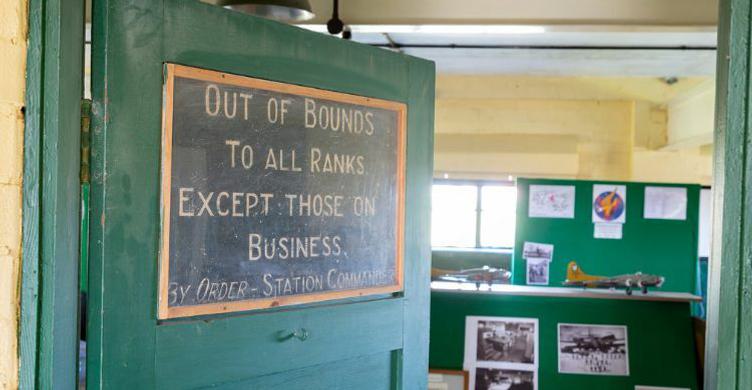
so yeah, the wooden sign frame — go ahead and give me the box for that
[158,64,406,319]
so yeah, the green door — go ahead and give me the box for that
[87,0,434,388]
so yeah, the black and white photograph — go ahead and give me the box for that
[521,242,554,261]
[473,367,535,390]
[465,316,538,366]
[525,258,549,285]
[558,323,629,376]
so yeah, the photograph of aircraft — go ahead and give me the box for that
[431,266,512,288]
[562,261,665,295]
[559,332,626,354]
[558,324,629,375]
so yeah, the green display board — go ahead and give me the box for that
[514,178,700,293]
[429,291,699,390]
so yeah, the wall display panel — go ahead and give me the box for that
[513,178,700,293]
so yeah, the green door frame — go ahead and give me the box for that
[16,0,752,388]
[19,0,85,388]
[705,0,752,388]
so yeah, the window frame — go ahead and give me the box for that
[431,178,516,249]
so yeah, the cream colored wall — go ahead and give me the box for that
[0,0,27,388]
[434,75,714,185]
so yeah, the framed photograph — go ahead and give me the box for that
[472,366,535,390]
[522,242,554,261]
[429,369,469,390]
[526,258,549,285]
[558,323,630,376]
[635,387,690,390]
[464,316,538,368]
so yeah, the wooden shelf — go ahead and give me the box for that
[430,282,702,303]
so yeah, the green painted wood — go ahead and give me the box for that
[705,0,752,388]
[429,291,699,390]
[514,178,700,293]
[202,352,395,390]
[19,0,44,386]
[88,0,433,388]
[400,56,435,389]
[155,299,404,387]
[20,0,85,388]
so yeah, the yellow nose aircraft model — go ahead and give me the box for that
[563,261,665,295]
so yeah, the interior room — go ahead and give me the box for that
[293,2,714,389]
[0,0,744,389]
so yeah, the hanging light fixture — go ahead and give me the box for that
[212,0,315,22]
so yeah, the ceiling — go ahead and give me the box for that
[297,24,717,76]
[84,0,720,77]
[303,0,718,26]
[296,0,718,76]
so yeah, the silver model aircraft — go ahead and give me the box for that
[431,266,512,288]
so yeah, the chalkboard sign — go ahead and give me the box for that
[158,64,406,319]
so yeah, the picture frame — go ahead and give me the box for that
[429,369,469,390]
[558,323,630,376]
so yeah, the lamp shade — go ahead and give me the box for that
[214,0,314,22]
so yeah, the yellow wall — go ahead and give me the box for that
[0,0,27,388]
[434,75,713,185]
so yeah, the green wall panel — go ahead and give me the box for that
[514,178,700,293]
[429,291,699,390]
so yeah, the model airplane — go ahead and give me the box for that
[431,265,512,288]
[563,261,665,295]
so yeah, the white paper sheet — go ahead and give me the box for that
[644,186,687,220]
[528,185,575,219]
[593,184,627,223]
[594,223,623,239]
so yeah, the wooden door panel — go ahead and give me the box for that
[163,352,396,390]
[90,0,433,388]
[156,298,404,386]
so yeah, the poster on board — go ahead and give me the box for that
[594,223,623,240]
[644,186,687,220]
[528,185,575,219]
[464,316,539,389]
[522,242,554,260]
[558,323,629,376]
[526,258,549,285]
[592,185,627,224]
[473,366,535,390]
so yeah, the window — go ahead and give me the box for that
[431,181,517,248]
